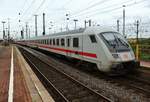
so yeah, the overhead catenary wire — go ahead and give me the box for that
[71,0,148,19]
[20,0,29,13]
[26,0,47,22]
[71,0,132,18]
[72,0,110,15]
[14,0,150,38]
[20,0,36,20]
[22,0,36,15]
[61,0,74,8]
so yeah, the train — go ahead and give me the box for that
[16,26,139,75]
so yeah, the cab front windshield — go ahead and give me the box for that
[100,32,130,52]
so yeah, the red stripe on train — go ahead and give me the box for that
[38,44,97,58]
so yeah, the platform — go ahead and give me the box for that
[140,61,150,68]
[0,45,54,102]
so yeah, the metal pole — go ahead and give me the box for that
[136,20,139,44]
[34,15,38,37]
[8,18,10,41]
[49,27,51,34]
[84,20,87,28]
[25,22,28,39]
[43,13,45,35]
[117,20,119,32]
[123,5,126,37]
[89,20,91,27]
[21,30,24,39]
[2,21,6,39]
[136,20,139,60]
[5,28,8,39]
[66,14,69,31]
[74,19,78,29]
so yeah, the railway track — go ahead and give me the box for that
[124,75,150,96]
[18,46,150,101]
[40,48,150,98]
[18,46,112,102]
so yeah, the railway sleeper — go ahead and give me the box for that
[65,90,92,101]
[55,84,79,91]
[61,87,86,96]
[73,95,100,102]
[51,78,72,85]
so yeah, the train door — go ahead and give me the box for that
[66,36,71,57]
[72,35,83,60]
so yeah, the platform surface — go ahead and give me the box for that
[140,61,150,68]
[0,46,11,101]
[0,45,54,102]
[0,46,32,102]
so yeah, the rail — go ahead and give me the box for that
[19,46,112,102]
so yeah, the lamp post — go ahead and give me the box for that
[73,19,78,30]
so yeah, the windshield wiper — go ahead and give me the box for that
[117,38,129,47]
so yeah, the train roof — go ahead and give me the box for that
[25,26,117,40]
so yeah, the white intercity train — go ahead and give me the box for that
[17,26,139,75]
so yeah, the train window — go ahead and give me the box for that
[50,39,52,45]
[46,39,48,44]
[56,39,59,46]
[47,40,48,44]
[45,40,47,44]
[53,39,55,45]
[89,35,97,43]
[67,38,70,47]
[61,38,65,46]
[73,38,79,47]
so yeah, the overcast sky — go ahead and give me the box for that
[0,0,150,39]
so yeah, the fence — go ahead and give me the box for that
[130,44,150,61]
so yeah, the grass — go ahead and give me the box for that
[140,52,150,61]
[130,44,150,61]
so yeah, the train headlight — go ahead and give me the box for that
[112,53,119,59]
